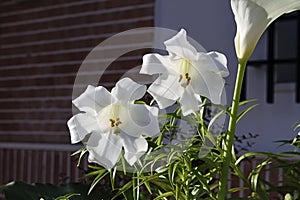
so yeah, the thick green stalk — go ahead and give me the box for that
[217,59,247,200]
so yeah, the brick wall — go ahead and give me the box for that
[0,0,155,187]
[0,0,154,144]
[0,143,87,184]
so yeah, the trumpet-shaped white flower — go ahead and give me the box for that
[67,78,160,169]
[140,29,228,116]
[231,0,300,61]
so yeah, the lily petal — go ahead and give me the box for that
[86,132,123,169]
[141,53,171,75]
[190,53,226,104]
[143,105,161,137]
[67,113,100,144]
[140,29,228,109]
[73,85,113,114]
[148,74,183,109]
[119,104,160,137]
[68,78,160,169]
[164,29,198,60]
[111,77,146,103]
[180,87,201,116]
[96,104,115,133]
[120,134,148,166]
[231,0,300,60]
[207,52,229,77]
[148,90,177,110]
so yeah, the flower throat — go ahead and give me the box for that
[179,58,191,87]
[109,105,122,128]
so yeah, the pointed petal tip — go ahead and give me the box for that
[164,28,198,59]
[88,153,114,170]
[86,133,123,170]
[113,77,147,102]
[122,135,148,166]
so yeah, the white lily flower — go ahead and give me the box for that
[231,0,300,61]
[140,29,229,116]
[67,78,160,169]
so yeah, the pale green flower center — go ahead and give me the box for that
[109,104,122,128]
[99,104,122,135]
[179,58,191,87]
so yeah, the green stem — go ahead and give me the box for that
[133,176,137,200]
[217,59,247,200]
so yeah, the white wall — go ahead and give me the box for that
[154,0,299,152]
[239,32,300,152]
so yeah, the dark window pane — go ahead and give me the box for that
[275,20,297,60]
[275,63,296,83]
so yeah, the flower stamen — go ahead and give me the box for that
[185,73,191,85]
[108,105,122,128]
[115,121,122,126]
[109,119,115,127]
[179,74,183,82]
[109,118,122,127]
[179,59,192,86]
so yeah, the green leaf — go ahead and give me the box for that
[112,180,133,200]
[248,159,272,191]
[235,151,278,165]
[257,181,269,199]
[71,147,87,167]
[150,179,173,192]
[153,191,173,200]
[203,102,232,117]
[88,171,110,194]
[230,163,248,187]
[139,175,152,194]
[238,99,257,106]
[171,162,180,186]
[83,168,107,179]
[0,181,111,200]
[110,167,117,190]
[227,187,248,194]
[237,104,259,122]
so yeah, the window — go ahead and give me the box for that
[244,11,300,103]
